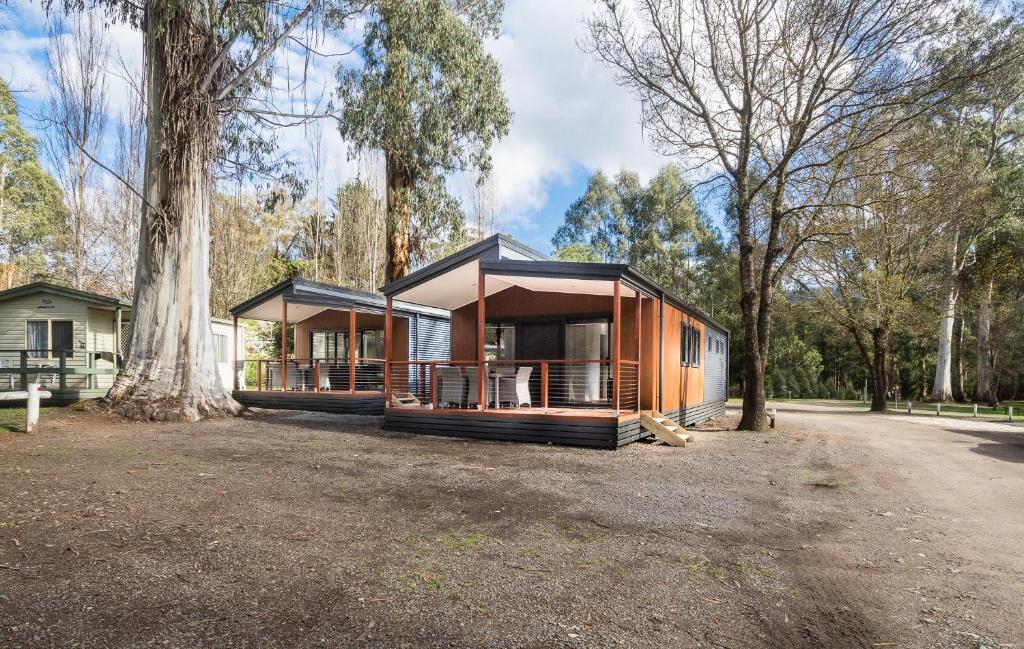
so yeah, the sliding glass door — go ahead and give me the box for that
[564,320,610,403]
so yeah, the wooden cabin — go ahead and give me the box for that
[379,235,729,448]
[0,282,242,403]
[229,277,450,415]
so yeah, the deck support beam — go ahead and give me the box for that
[477,267,486,410]
[385,297,393,402]
[281,300,288,391]
[658,292,665,413]
[349,308,357,394]
[613,280,621,415]
[636,290,642,411]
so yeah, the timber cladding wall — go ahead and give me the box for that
[449,286,640,361]
[657,302,705,412]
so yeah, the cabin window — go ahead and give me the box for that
[213,334,229,363]
[311,331,348,360]
[690,327,701,367]
[484,323,516,361]
[27,321,48,357]
[26,320,73,358]
[680,324,691,367]
[360,330,384,359]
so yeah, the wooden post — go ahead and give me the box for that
[314,360,320,393]
[613,280,621,414]
[384,297,393,402]
[477,268,486,410]
[281,300,288,391]
[257,360,263,392]
[58,351,67,391]
[19,351,28,391]
[658,293,664,413]
[114,307,122,371]
[349,308,357,394]
[541,361,549,412]
[232,315,239,391]
[635,290,642,412]
[430,362,438,409]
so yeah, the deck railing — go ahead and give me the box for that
[387,359,640,413]
[241,357,386,393]
[0,349,117,391]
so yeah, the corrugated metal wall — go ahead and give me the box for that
[407,314,451,393]
[704,328,727,402]
[408,314,451,361]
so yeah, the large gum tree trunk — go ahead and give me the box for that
[975,279,996,405]
[385,152,412,282]
[930,282,958,402]
[870,330,888,412]
[105,6,239,421]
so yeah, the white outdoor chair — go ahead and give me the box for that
[318,365,331,391]
[499,366,533,408]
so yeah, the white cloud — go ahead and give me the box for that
[2,0,667,240]
[483,0,666,229]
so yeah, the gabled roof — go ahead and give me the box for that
[229,276,449,321]
[0,281,131,309]
[380,235,728,334]
[380,234,549,297]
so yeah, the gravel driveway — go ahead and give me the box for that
[0,402,1021,648]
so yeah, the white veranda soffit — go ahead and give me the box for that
[235,294,333,323]
[393,260,637,310]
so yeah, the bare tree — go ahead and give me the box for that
[45,11,109,291]
[468,171,501,241]
[47,0,360,421]
[585,0,1008,429]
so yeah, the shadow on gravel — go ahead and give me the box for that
[949,428,1024,464]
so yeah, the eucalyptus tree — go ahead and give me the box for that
[0,77,65,287]
[552,164,726,309]
[585,0,1014,429]
[47,0,359,420]
[797,134,946,412]
[336,0,512,281]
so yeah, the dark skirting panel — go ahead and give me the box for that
[384,410,626,449]
[233,391,385,415]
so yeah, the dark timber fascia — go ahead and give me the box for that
[0,281,131,309]
[380,234,549,297]
[229,277,448,319]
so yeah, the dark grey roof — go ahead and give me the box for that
[0,281,131,308]
[229,277,449,318]
[380,234,549,297]
[381,235,728,334]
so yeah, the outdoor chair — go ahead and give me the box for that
[438,366,465,407]
[318,364,331,391]
[499,366,533,408]
[464,366,493,408]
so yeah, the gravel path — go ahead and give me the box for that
[0,402,1020,648]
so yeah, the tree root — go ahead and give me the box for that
[99,391,243,422]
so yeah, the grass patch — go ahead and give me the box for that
[437,530,485,553]
[0,406,62,433]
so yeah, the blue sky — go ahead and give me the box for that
[1,0,675,256]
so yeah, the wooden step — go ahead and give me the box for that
[641,411,690,447]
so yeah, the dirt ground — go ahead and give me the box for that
[0,402,1021,648]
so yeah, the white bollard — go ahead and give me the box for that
[1010,407,1015,422]
[769,408,777,428]
[973,403,978,418]
[936,402,941,416]
[26,383,42,433]
[907,401,912,414]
